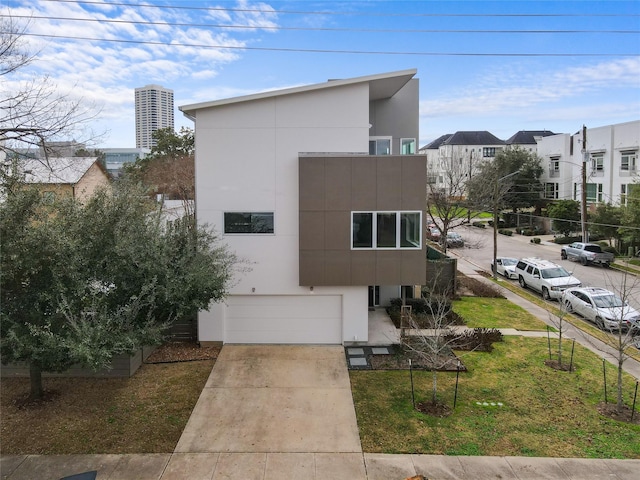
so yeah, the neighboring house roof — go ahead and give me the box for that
[442,131,505,146]
[180,69,417,117]
[506,130,557,145]
[21,157,105,185]
[420,134,452,151]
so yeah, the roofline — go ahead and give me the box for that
[179,69,417,116]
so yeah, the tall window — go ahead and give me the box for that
[352,211,421,249]
[369,137,391,155]
[621,151,637,171]
[585,183,603,203]
[549,157,560,177]
[621,184,639,205]
[224,212,274,234]
[400,138,416,155]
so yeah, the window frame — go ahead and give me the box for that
[351,210,422,250]
[369,136,392,155]
[621,151,637,171]
[223,211,275,234]
[400,138,416,155]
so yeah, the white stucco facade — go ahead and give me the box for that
[181,70,420,345]
[538,121,640,206]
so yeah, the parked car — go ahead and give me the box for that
[491,257,519,279]
[515,257,581,300]
[561,287,640,331]
[560,242,614,267]
[444,231,464,248]
[427,226,441,242]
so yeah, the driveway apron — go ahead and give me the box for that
[174,345,362,454]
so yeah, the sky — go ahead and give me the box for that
[2,0,639,149]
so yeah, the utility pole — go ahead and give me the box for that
[581,125,588,243]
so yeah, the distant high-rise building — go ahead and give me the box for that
[135,84,174,149]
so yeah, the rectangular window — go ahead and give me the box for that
[483,147,500,157]
[621,151,637,171]
[585,183,603,203]
[352,211,422,249]
[544,183,558,199]
[400,138,416,155]
[352,212,373,248]
[591,154,604,173]
[224,212,274,234]
[621,184,627,205]
[369,137,391,155]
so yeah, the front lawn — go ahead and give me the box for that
[453,296,548,330]
[350,336,640,458]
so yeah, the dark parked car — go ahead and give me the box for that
[444,231,464,248]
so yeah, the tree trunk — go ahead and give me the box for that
[617,359,624,413]
[557,329,563,367]
[29,362,43,400]
[431,370,438,404]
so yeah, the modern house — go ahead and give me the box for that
[537,121,639,206]
[20,157,110,203]
[423,131,505,195]
[180,69,426,346]
[505,130,556,153]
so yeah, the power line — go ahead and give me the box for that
[39,0,640,18]
[5,14,639,35]
[17,32,638,57]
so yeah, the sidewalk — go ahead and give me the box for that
[3,452,640,479]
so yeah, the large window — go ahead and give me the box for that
[352,211,421,249]
[621,151,637,172]
[369,137,392,155]
[586,183,603,203]
[224,212,274,234]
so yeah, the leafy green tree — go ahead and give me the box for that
[1,177,238,400]
[589,203,623,246]
[547,200,581,237]
[467,147,543,213]
[619,183,640,251]
[123,127,195,202]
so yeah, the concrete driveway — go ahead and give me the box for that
[175,345,362,454]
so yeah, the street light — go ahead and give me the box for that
[492,170,520,280]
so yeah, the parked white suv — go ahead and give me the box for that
[515,257,581,300]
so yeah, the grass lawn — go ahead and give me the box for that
[453,296,549,330]
[350,336,640,458]
[0,360,213,454]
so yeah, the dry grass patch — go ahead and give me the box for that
[1,359,213,454]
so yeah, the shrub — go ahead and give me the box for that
[472,221,486,229]
[457,276,505,298]
[445,328,504,352]
[602,245,618,255]
[553,235,581,245]
[498,229,513,236]
[389,296,452,315]
[530,237,541,244]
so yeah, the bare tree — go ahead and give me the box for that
[0,18,102,161]
[570,270,640,415]
[427,151,483,253]
[546,302,574,370]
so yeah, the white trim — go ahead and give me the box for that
[351,211,422,250]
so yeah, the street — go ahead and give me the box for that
[448,225,640,312]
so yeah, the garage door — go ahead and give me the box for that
[225,295,342,344]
